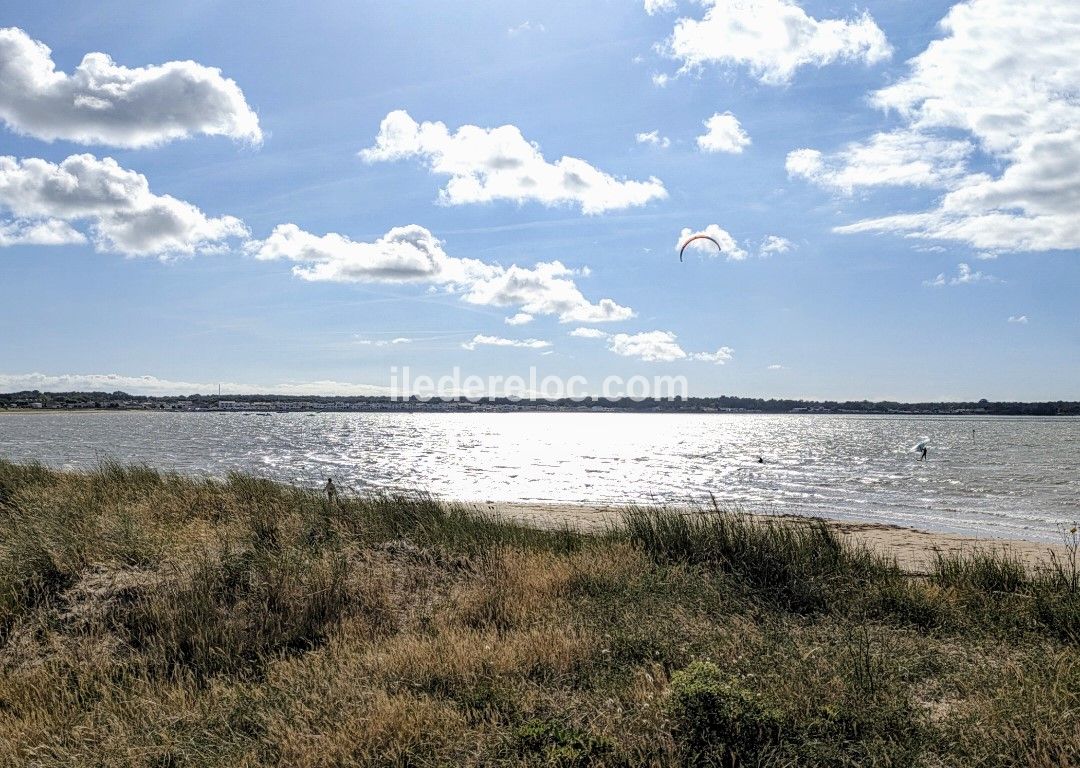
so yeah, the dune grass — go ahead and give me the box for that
[0,459,1077,766]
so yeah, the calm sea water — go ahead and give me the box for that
[1,412,1078,542]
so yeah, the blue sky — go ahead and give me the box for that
[1,0,1077,400]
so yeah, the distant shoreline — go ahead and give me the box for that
[4,391,1079,416]
[3,406,1078,417]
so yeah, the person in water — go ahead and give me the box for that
[918,446,928,461]
[325,477,337,504]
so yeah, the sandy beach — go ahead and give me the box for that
[472,501,1071,573]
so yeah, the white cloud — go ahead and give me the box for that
[696,112,750,154]
[0,27,261,148]
[644,0,677,15]
[462,261,635,323]
[249,225,633,323]
[0,154,248,257]
[651,73,670,87]
[662,0,891,85]
[359,110,667,214]
[690,347,734,365]
[605,330,734,364]
[799,0,1080,253]
[635,130,671,148]
[461,334,551,351]
[924,262,1000,287]
[1007,315,1028,324]
[569,327,609,339]
[767,364,785,370]
[250,223,494,284]
[355,336,414,347]
[608,330,687,362]
[504,312,534,326]
[0,372,386,397]
[759,235,793,256]
[951,262,999,285]
[0,218,85,247]
[786,132,972,193]
[677,225,747,261]
[507,21,545,36]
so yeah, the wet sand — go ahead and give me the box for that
[468,501,1070,573]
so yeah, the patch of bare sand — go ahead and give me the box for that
[466,501,1070,574]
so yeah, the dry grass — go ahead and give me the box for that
[0,459,1077,766]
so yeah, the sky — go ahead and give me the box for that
[0,0,1077,401]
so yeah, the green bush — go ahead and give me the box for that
[667,661,785,766]
[512,717,612,767]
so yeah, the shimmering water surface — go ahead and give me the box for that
[2,412,1078,542]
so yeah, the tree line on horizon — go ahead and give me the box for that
[2,390,1078,415]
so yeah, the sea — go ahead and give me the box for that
[1,411,1077,543]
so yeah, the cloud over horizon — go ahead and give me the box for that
[461,334,551,351]
[0,371,387,397]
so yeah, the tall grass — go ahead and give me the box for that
[0,460,1076,766]
[621,501,894,612]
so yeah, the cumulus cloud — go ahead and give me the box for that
[786,132,972,193]
[651,73,670,87]
[690,347,734,364]
[923,262,1000,287]
[635,129,671,148]
[608,330,687,362]
[677,225,747,261]
[644,0,677,14]
[250,223,494,284]
[0,27,261,148]
[359,110,666,214]
[1007,315,1028,324]
[504,312,534,325]
[461,334,551,351]
[795,0,1080,253]
[0,372,386,397]
[759,235,793,256]
[248,224,633,323]
[697,112,750,154]
[0,218,85,247]
[661,0,890,85]
[569,327,609,339]
[0,154,248,257]
[462,261,634,323]
[605,331,734,364]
